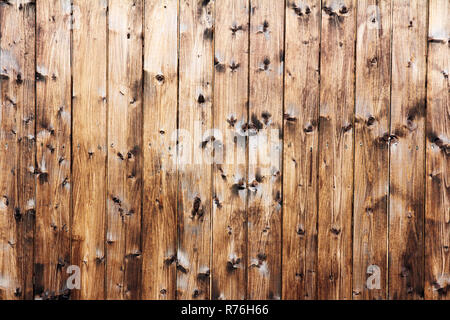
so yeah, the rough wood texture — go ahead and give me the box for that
[425,0,449,301]
[247,0,284,300]
[282,0,320,300]
[317,0,356,300]
[71,0,107,300]
[177,0,214,300]
[142,0,178,300]
[35,0,71,300]
[389,0,427,300]
[212,0,249,300]
[106,0,143,300]
[352,0,391,300]
[0,0,36,300]
[0,0,449,301]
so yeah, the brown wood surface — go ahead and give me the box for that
[425,0,449,301]
[0,0,447,301]
[0,0,35,300]
[71,0,108,300]
[106,0,143,300]
[142,0,178,300]
[35,0,71,300]
[352,0,391,300]
[389,0,427,300]
[177,0,214,300]
[212,0,249,300]
[247,0,284,300]
[282,0,320,300]
[317,0,356,300]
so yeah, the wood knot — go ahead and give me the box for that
[197,94,206,104]
[330,227,341,235]
[229,61,240,72]
[155,74,164,83]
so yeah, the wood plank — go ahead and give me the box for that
[425,0,449,301]
[177,0,214,300]
[142,0,178,300]
[247,0,284,300]
[106,0,143,300]
[35,0,71,300]
[352,0,391,300]
[71,0,107,300]
[389,0,427,300]
[317,0,356,300]
[212,0,249,300]
[0,0,36,300]
[282,0,321,300]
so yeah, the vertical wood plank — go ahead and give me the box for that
[106,0,143,300]
[247,0,284,300]
[35,0,71,300]
[71,0,107,300]
[212,0,249,300]
[282,0,321,300]
[142,0,178,300]
[425,0,449,301]
[352,0,391,300]
[317,0,356,300]
[389,0,427,300]
[0,0,36,300]
[177,0,214,300]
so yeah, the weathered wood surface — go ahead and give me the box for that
[0,0,35,300]
[106,0,143,300]
[425,0,449,301]
[317,0,356,300]
[71,0,108,300]
[177,0,214,300]
[142,0,178,300]
[0,0,447,300]
[212,0,249,300]
[353,0,391,300]
[247,0,284,300]
[35,0,71,300]
[282,0,320,300]
[389,0,427,300]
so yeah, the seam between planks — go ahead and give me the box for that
[350,0,358,300]
[140,0,145,301]
[210,0,215,301]
[387,0,394,300]
[32,1,37,301]
[280,0,286,300]
[245,0,252,299]
[315,0,323,300]
[104,0,110,300]
[422,0,430,300]
[176,0,180,300]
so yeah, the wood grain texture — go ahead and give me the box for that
[177,0,214,300]
[71,0,107,300]
[425,0,449,301]
[35,0,71,300]
[352,0,391,300]
[282,0,320,300]
[142,0,178,300]
[106,0,143,300]
[247,0,284,300]
[389,0,427,300]
[317,0,356,300]
[0,0,449,301]
[212,0,249,300]
[0,0,36,300]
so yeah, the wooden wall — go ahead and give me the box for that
[0,0,448,300]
